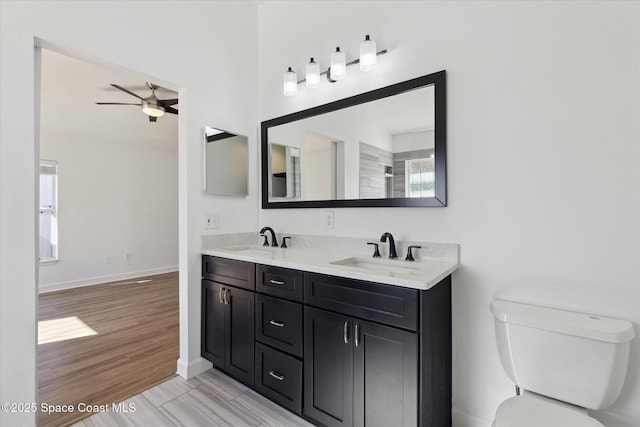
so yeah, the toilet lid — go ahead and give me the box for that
[494,396,604,427]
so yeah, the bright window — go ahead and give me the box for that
[39,160,58,263]
[405,157,434,198]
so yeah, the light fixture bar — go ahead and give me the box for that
[295,49,388,85]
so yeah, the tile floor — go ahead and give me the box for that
[72,368,314,427]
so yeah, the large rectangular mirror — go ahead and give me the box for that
[261,70,446,208]
[204,126,248,196]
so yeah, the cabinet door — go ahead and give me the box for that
[224,286,255,387]
[303,307,353,427]
[201,280,225,368]
[353,320,418,427]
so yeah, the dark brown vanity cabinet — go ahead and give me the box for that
[201,255,452,427]
[201,257,255,387]
[303,272,451,427]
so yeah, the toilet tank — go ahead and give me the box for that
[491,299,635,410]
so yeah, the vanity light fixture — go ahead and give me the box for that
[283,67,298,96]
[306,58,321,89]
[282,35,387,96]
[359,35,377,71]
[330,47,347,81]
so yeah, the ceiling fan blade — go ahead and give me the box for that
[165,107,179,115]
[95,102,141,106]
[159,98,178,107]
[110,84,144,100]
[149,116,158,123]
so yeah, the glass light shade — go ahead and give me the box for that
[330,47,347,81]
[142,100,165,117]
[283,67,298,96]
[306,58,320,89]
[359,35,377,71]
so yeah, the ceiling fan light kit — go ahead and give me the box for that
[142,100,165,117]
[96,82,178,122]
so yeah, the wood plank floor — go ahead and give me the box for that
[38,272,179,427]
[72,368,315,427]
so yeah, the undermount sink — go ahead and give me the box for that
[226,246,275,257]
[330,257,417,275]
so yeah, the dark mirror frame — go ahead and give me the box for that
[261,70,446,209]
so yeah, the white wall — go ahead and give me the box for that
[258,1,640,426]
[39,133,179,292]
[0,2,258,425]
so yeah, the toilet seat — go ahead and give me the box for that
[493,395,604,427]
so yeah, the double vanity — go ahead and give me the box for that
[199,68,453,426]
[200,232,459,427]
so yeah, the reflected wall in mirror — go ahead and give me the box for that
[204,126,248,196]
[261,70,446,208]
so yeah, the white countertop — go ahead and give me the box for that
[201,238,459,291]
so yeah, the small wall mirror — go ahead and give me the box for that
[204,126,248,196]
[261,70,446,208]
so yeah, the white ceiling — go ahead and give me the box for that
[40,49,178,152]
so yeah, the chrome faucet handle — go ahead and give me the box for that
[281,237,291,248]
[260,234,269,246]
[367,242,381,258]
[405,245,422,261]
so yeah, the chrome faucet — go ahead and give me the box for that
[380,232,397,259]
[259,226,279,247]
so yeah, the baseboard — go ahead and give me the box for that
[176,357,211,380]
[452,407,493,427]
[39,265,179,293]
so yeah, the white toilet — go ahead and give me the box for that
[491,299,635,427]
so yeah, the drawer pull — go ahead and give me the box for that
[269,279,285,286]
[269,320,285,327]
[268,370,285,381]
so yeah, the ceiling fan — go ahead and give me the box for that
[96,82,178,122]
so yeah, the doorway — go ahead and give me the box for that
[37,47,180,426]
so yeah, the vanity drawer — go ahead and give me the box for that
[255,342,302,414]
[304,272,419,330]
[256,264,303,302]
[202,255,255,290]
[255,294,302,357]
